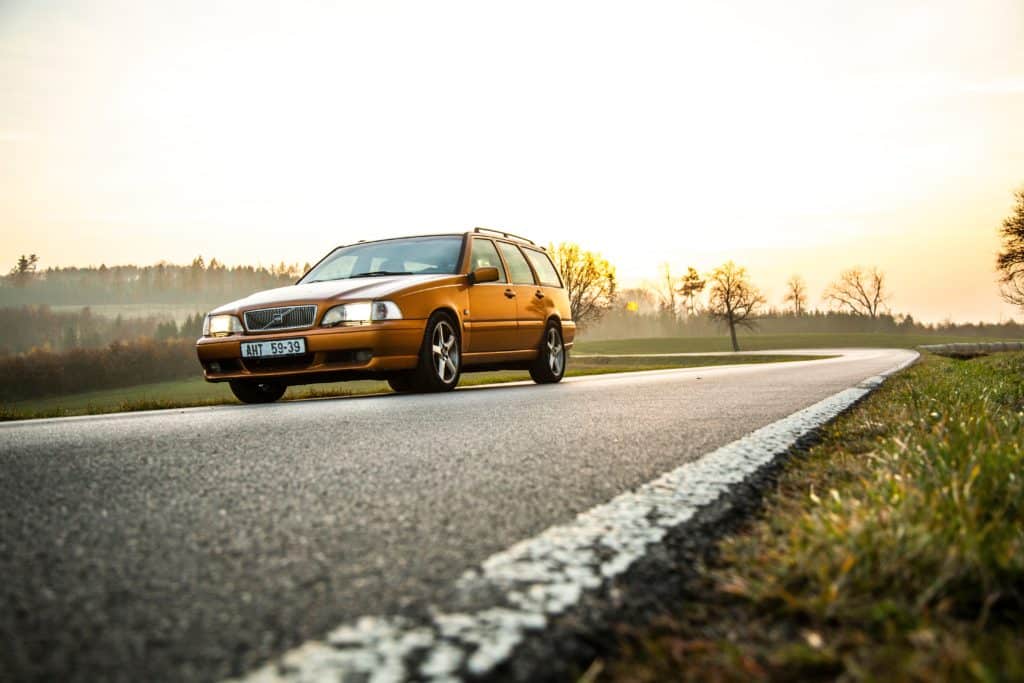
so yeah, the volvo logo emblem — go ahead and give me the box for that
[257,307,296,330]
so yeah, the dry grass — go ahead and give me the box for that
[594,352,1024,682]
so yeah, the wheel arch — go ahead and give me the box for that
[429,305,463,331]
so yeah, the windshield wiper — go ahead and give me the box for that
[306,270,413,283]
[350,271,412,278]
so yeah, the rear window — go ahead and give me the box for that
[497,242,536,285]
[524,249,562,287]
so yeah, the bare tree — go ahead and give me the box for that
[783,274,808,316]
[676,266,706,317]
[548,242,617,326]
[997,187,1024,308]
[707,261,766,352]
[653,262,680,317]
[823,267,889,318]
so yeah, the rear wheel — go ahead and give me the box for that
[409,313,461,392]
[529,322,566,384]
[229,379,287,404]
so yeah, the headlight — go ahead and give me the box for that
[204,314,244,337]
[321,301,403,327]
[371,301,403,321]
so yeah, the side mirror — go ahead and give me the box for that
[469,266,500,285]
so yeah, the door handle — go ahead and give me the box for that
[504,289,516,299]
[534,290,545,300]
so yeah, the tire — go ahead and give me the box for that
[229,379,287,404]
[386,373,416,393]
[529,322,566,384]
[409,312,462,392]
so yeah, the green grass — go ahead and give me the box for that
[0,353,825,421]
[574,333,1019,355]
[592,352,1024,682]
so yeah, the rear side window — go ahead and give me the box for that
[468,238,507,282]
[524,249,562,287]
[497,243,536,285]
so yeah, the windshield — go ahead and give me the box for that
[300,236,464,283]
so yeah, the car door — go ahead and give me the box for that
[496,241,546,350]
[465,238,518,352]
[523,245,564,313]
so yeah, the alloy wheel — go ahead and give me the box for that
[431,320,459,384]
[547,327,564,375]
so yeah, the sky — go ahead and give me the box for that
[1,0,1022,322]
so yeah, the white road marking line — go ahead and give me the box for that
[231,351,917,682]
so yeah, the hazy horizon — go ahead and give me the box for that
[2,0,1023,323]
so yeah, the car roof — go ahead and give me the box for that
[469,227,542,248]
[332,229,545,252]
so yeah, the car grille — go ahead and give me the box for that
[243,305,317,332]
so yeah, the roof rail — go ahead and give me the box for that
[472,226,536,246]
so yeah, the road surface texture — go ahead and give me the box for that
[0,348,914,682]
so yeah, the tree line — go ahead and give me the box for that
[549,242,908,350]
[2,256,309,306]
[582,306,1024,343]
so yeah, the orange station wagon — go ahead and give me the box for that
[196,228,575,403]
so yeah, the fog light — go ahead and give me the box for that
[209,362,221,372]
[354,350,373,362]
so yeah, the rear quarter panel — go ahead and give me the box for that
[549,286,576,346]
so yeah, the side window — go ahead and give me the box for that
[469,238,507,282]
[497,243,536,285]
[524,249,562,287]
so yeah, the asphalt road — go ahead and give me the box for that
[0,348,914,682]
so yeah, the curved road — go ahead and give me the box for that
[0,348,914,682]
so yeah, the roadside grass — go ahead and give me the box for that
[591,352,1024,682]
[574,333,1019,355]
[0,353,825,421]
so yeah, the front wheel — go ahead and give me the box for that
[229,380,286,404]
[529,323,566,384]
[409,313,462,392]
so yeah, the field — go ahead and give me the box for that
[592,351,1024,681]
[573,332,1015,354]
[1,353,824,421]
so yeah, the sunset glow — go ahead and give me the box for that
[2,0,1022,321]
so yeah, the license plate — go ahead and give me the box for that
[241,338,306,358]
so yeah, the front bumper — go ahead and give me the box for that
[195,320,427,384]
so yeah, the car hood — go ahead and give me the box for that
[209,274,457,314]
